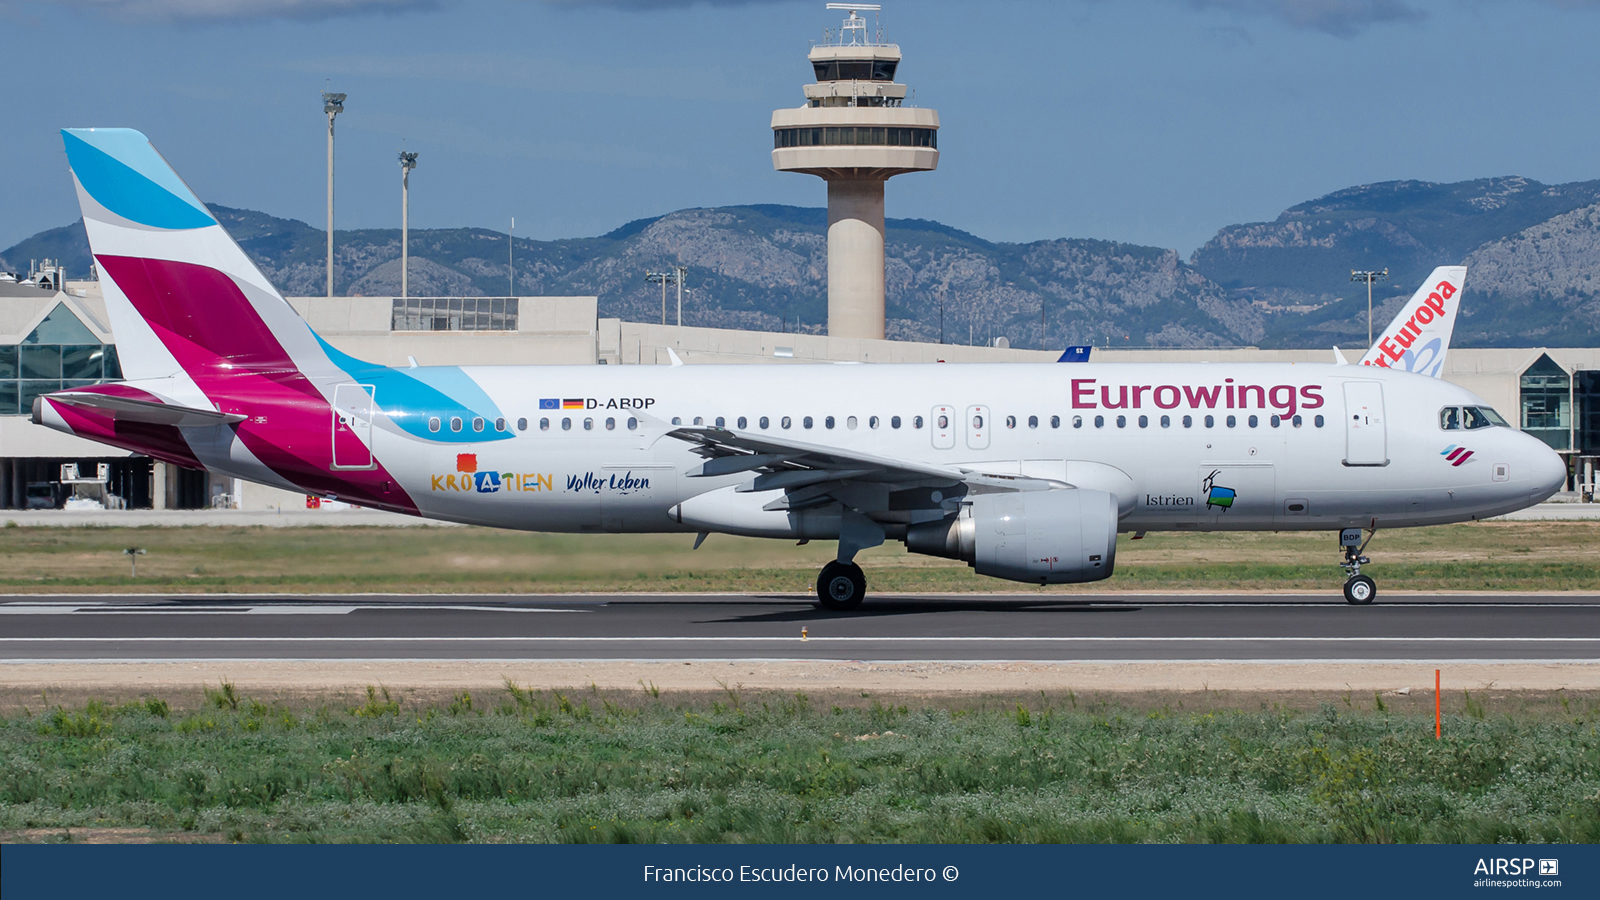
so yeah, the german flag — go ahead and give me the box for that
[562,399,585,410]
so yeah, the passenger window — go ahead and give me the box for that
[715,416,725,427]
[1116,415,1126,428]
[1028,415,1038,429]
[495,417,506,432]
[972,415,984,429]
[1094,415,1104,428]
[1160,415,1170,428]
[584,418,593,431]
[516,417,527,432]
[1182,415,1192,428]
[561,417,571,431]
[1005,415,1016,429]
[782,416,792,429]
[606,417,616,430]
[737,416,747,429]
[891,416,901,429]
[1138,415,1148,428]
[1204,415,1215,428]
[694,417,704,426]
[1270,415,1280,428]
[913,416,924,429]
[869,416,879,429]
[937,415,949,429]
[1440,407,1461,430]
[847,416,857,429]
[472,417,485,432]
[1247,415,1258,428]
[825,416,835,429]
[450,416,463,432]
[1073,416,1082,428]
[539,417,550,431]
[627,417,638,430]
[804,416,814,429]
[760,416,770,429]
[1292,415,1302,427]
[671,417,682,425]
[1051,415,1061,428]
[1314,415,1325,428]
[428,417,441,433]
[1227,415,1237,428]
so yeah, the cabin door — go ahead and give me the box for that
[331,383,375,470]
[1343,382,1388,466]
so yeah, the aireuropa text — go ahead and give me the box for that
[642,865,942,883]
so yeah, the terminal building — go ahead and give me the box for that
[3,278,1599,511]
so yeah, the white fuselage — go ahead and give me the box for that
[277,361,1563,536]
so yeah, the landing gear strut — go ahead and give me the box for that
[1339,527,1376,605]
[816,560,866,611]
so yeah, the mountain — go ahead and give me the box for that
[8,174,1600,349]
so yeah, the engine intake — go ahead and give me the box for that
[904,489,1118,584]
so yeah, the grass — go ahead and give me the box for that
[1,685,1597,843]
[0,521,1595,594]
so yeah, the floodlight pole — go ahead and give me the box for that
[1351,268,1388,348]
[672,265,688,327]
[323,92,346,299]
[509,217,515,298]
[399,151,417,299]
[646,270,674,325]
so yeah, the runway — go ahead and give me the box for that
[2,592,1598,662]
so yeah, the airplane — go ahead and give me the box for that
[32,128,1567,609]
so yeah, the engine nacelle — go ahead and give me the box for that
[904,489,1117,584]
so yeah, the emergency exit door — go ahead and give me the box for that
[1343,381,1387,466]
[331,383,376,470]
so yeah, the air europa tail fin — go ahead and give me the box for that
[61,127,333,386]
[1358,265,1465,377]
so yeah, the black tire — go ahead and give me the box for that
[816,561,866,611]
[1343,575,1376,605]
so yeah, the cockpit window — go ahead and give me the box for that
[1463,406,1506,429]
[1440,407,1461,430]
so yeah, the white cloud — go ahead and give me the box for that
[42,0,436,23]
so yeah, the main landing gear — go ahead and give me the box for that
[816,560,866,611]
[1339,527,1377,605]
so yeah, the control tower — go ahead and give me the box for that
[772,4,938,340]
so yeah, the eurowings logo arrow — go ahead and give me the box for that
[1442,445,1475,467]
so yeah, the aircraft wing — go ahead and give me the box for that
[668,426,1059,507]
[42,390,247,427]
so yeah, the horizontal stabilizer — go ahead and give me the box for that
[40,391,246,427]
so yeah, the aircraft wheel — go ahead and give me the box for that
[1343,575,1376,606]
[816,561,866,611]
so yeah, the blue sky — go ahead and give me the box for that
[2,0,1598,255]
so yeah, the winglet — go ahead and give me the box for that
[666,347,685,367]
[1333,347,1348,365]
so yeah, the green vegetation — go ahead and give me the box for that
[2,686,1596,843]
[0,521,1593,594]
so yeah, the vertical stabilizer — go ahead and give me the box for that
[1358,265,1466,378]
[61,128,332,387]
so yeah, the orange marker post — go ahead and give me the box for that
[1435,669,1442,740]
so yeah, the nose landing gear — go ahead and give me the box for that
[1339,526,1377,605]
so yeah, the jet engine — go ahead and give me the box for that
[904,489,1118,584]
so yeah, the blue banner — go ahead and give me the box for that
[2,844,1592,899]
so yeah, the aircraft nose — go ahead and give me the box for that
[1530,442,1567,502]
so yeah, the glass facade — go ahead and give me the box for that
[774,126,936,149]
[391,297,519,332]
[1520,354,1571,450]
[0,304,121,416]
[812,59,897,82]
[1577,370,1600,455]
